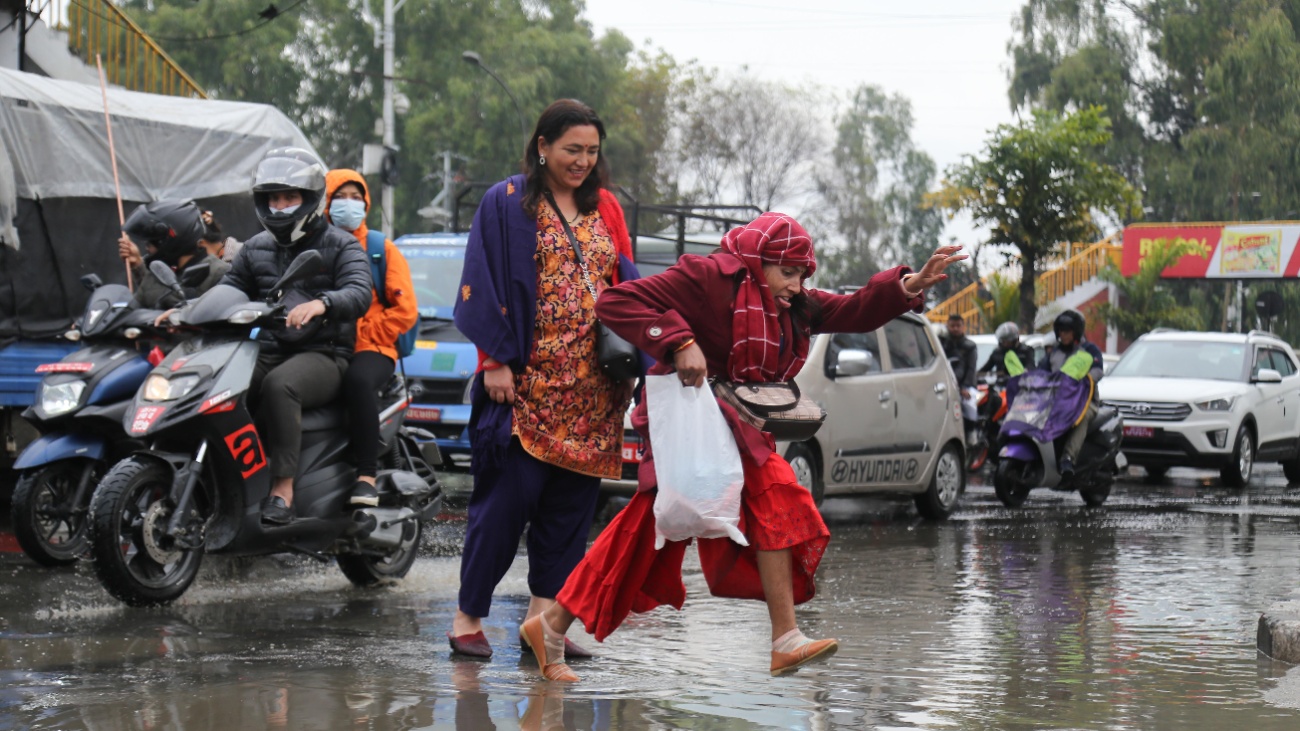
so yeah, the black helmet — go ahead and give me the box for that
[251,147,327,246]
[1053,309,1085,342]
[123,199,206,267]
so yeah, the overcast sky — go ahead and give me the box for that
[581,0,1029,251]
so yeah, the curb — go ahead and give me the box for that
[1257,600,1300,663]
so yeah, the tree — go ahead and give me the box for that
[672,72,825,211]
[1093,238,1205,340]
[813,85,943,290]
[1006,0,1300,223]
[126,0,679,235]
[929,106,1141,331]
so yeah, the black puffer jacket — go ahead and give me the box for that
[220,223,372,357]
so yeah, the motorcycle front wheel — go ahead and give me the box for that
[88,458,205,606]
[12,459,101,566]
[994,459,1033,508]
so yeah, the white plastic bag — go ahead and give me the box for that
[644,374,748,549]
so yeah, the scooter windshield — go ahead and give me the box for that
[1003,370,1092,442]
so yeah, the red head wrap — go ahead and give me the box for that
[718,212,817,382]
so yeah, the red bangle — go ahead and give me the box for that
[674,338,696,353]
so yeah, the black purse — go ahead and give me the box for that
[546,192,640,381]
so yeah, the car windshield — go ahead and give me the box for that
[1108,340,1247,381]
[400,247,465,319]
[975,341,995,368]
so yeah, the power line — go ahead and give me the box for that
[64,0,308,43]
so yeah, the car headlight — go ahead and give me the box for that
[1195,397,1237,412]
[40,381,86,416]
[142,374,201,402]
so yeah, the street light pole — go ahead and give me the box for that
[380,0,409,238]
[461,51,529,146]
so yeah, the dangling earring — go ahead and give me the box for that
[539,154,546,166]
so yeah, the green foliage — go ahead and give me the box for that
[1008,0,1300,223]
[813,85,943,291]
[929,106,1141,331]
[980,271,1022,331]
[1094,238,1205,340]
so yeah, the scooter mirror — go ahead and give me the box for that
[267,250,323,303]
[149,260,181,292]
[80,273,104,291]
[179,261,211,288]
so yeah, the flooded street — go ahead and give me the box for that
[6,467,1300,730]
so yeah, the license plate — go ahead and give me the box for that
[406,407,442,423]
[1123,425,1154,438]
[622,445,641,463]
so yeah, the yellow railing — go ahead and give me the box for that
[926,236,1122,333]
[43,0,206,98]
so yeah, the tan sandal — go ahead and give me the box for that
[770,638,839,676]
[519,615,579,682]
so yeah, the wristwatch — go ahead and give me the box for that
[318,294,332,313]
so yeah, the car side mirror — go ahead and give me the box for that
[835,349,874,378]
[1254,367,1283,384]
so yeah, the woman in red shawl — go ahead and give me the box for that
[519,212,965,681]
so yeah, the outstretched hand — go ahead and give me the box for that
[905,245,968,296]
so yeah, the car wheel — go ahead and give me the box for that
[1220,425,1255,488]
[914,443,964,520]
[1142,466,1168,484]
[1284,457,1300,484]
[784,442,824,507]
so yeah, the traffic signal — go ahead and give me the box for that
[380,146,399,186]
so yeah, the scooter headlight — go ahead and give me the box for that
[142,374,201,402]
[228,309,261,325]
[40,381,86,416]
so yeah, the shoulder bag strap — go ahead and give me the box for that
[543,190,600,303]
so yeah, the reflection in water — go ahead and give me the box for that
[4,478,1300,729]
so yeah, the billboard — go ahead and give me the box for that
[1121,223,1300,278]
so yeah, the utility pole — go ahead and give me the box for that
[380,0,409,238]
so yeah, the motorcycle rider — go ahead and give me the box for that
[1038,310,1104,476]
[117,199,229,308]
[219,147,372,525]
[980,321,1035,378]
[942,312,979,442]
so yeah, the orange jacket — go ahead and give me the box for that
[325,169,420,361]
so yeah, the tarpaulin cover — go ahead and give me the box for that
[1002,369,1092,443]
[0,68,317,340]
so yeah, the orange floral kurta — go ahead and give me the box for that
[511,201,628,479]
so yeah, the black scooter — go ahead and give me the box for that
[10,273,170,565]
[87,254,443,606]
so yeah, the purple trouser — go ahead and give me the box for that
[457,439,601,618]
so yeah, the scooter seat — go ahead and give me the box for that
[301,403,347,432]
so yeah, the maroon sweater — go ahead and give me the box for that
[596,252,923,490]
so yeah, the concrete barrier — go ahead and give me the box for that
[1258,600,1300,663]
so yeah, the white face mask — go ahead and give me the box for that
[271,203,301,215]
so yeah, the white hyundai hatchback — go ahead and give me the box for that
[1098,329,1300,486]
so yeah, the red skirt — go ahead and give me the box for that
[556,454,830,642]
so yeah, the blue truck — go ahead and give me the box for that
[395,233,478,470]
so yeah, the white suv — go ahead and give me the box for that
[1098,330,1300,486]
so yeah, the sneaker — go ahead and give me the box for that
[349,481,380,507]
[1059,455,1076,477]
[260,495,293,525]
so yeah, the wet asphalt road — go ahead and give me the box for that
[6,466,1300,730]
